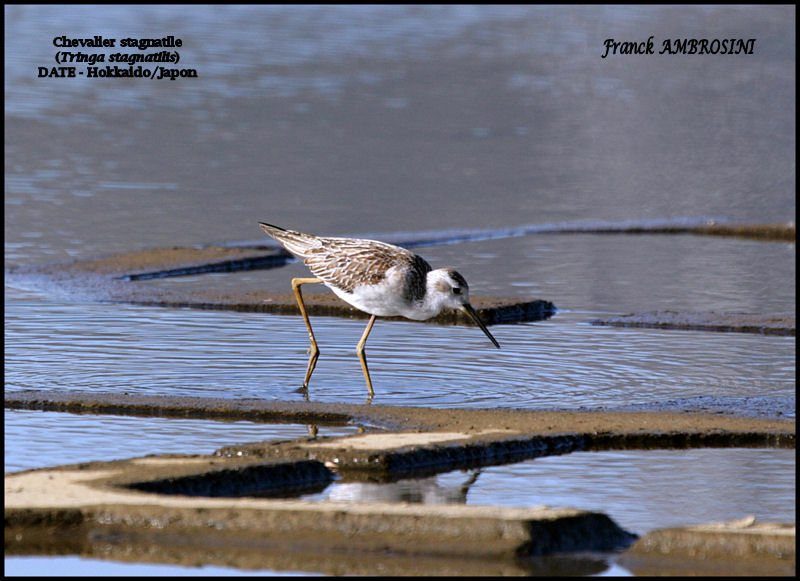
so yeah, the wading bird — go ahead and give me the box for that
[260,223,500,399]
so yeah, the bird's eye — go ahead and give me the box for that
[452,287,462,295]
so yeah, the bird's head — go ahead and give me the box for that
[428,269,500,348]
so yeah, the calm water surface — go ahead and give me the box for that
[301,448,796,535]
[4,4,795,576]
[4,408,358,473]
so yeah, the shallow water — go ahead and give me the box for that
[3,408,358,473]
[5,301,794,409]
[302,448,796,536]
[134,232,796,315]
[4,4,795,576]
[2,557,315,578]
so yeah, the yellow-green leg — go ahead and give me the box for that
[356,314,377,400]
[291,277,323,389]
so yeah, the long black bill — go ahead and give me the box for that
[463,303,500,349]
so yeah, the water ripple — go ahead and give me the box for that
[5,302,794,410]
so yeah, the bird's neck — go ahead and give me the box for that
[410,273,450,320]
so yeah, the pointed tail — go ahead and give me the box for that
[259,222,319,258]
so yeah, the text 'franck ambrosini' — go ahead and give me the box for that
[601,36,756,58]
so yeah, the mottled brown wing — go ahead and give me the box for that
[303,237,430,296]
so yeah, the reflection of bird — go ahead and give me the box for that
[325,470,483,504]
[259,223,500,399]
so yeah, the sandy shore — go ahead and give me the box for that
[5,390,795,575]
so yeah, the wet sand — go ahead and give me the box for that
[5,389,796,439]
[5,390,795,575]
[592,311,795,336]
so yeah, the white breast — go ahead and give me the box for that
[327,266,433,319]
